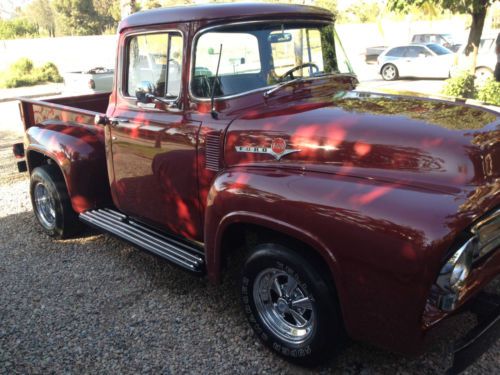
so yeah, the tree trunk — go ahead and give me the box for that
[464,3,487,75]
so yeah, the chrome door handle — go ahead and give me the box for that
[109,117,129,127]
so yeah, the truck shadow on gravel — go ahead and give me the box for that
[1,211,498,374]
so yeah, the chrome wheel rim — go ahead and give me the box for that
[383,65,396,80]
[475,69,492,86]
[34,182,56,229]
[253,268,315,345]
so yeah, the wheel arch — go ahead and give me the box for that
[207,211,345,305]
[25,123,112,213]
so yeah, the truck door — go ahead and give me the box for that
[108,30,203,241]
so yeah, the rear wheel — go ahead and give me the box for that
[381,63,398,81]
[30,164,81,239]
[475,67,493,86]
[241,243,343,365]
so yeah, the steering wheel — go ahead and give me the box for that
[278,62,320,81]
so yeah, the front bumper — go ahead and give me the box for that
[447,292,500,374]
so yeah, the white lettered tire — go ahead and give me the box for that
[241,243,344,365]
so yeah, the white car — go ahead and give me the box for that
[377,43,455,81]
[63,67,114,93]
[452,35,497,84]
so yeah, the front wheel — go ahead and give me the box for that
[381,63,398,81]
[30,164,81,239]
[241,243,343,365]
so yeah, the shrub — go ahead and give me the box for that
[11,57,34,75]
[35,62,63,83]
[477,79,500,106]
[0,58,63,88]
[442,73,477,99]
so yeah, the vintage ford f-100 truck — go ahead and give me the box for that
[12,3,500,372]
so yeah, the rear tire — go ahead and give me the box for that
[475,67,493,86]
[381,63,398,81]
[240,243,344,365]
[30,164,81,239]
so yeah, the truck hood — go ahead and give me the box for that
[224,91,500,194]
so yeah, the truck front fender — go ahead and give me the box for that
[204,166,466,354]
[25,122,111,213]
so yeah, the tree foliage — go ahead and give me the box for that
[25,0,56,37]
[0,18,39,39]
[52,0,102,35]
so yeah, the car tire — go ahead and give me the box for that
[241,243,344,365]
[30,164,81,239]
[381,64,398,81]
[475,67,493,86]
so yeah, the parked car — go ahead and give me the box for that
[378,43,455,80]
[365,33,461,64]
[411,33,461,52]
[365,45,387,64]
[452,34,498,83]
[12,3,499,372]
[63,67,114,93]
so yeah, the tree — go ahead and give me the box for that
[53,0,101,35]
[93,0,122,33]
[25,0,56,37]
[0,18,39,39]
[388,0,495,74]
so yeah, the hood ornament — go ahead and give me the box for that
[235,137,300,161]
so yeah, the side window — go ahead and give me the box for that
[126,32,183,99]
[387,47,405,57]
[405,46,426,58]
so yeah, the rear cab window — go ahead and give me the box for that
[126,31,183,100]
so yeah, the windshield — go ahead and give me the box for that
[191,22,353,98]
[426,43,452,55]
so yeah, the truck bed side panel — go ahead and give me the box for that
[20,98,112,213]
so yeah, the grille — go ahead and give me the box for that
[472,209,500,261]
[205,133,221,171]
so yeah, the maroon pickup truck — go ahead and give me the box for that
[12,3,500,371]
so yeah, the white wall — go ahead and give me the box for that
[0,35,118,73]
[0,19,472,77]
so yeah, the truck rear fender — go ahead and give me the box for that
[25,123,111,213]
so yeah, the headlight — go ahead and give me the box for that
[446,237,475,291]
[431,236,477,311]
[438,237,476,291]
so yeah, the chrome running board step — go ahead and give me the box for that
[79,208,205,274]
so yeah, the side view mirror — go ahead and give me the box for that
[135,81,155,103]
[418,53,427,58]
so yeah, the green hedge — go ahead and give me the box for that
[442,73,477,99]
[442,73,500,107]
[0,58,63,88]
[477,79,500,106]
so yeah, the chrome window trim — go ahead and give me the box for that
[120,28,185,104]
[188,19,335,103]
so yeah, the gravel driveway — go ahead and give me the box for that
[0,127,498,374]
